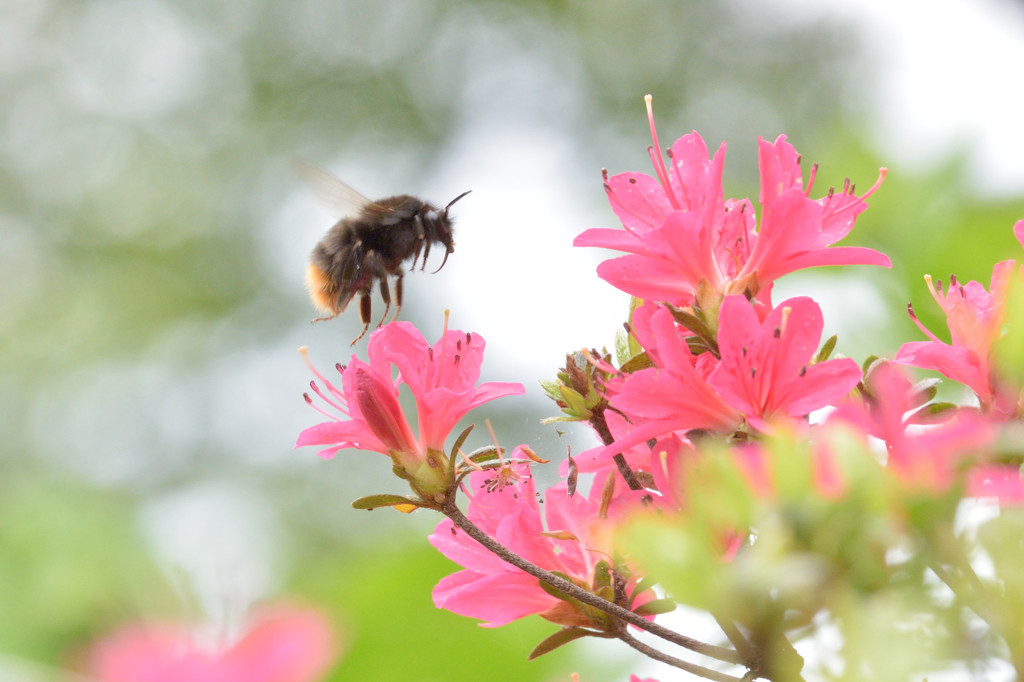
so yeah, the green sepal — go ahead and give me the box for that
[591,559,612,591]
[632,598,677,617]
[448,424,476,469]
[594,585,615,603]
[816,334,838,363]
[910,377,942,403]
[861,354,881,375]
[907,401,959,424]
[351,493,422,511]
[528,627,601,660]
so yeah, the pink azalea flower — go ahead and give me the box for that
[707,295,862,431]
[895,221,1024,413]
[429,460,652,628]
[574,97,890,306]
[579,304,743,466]
[297,321,524,497]
[830,362,997,494]
[89,604,337,682]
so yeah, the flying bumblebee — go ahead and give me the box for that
[296,160,471,344]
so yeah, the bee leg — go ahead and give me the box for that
[420,237,431,271]
[349,292,372,345]
[388,272,404,323]
[410,214,426,270]
[375,274,392,328]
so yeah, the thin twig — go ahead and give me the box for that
[617,631,744,681]
[441,498,742,665]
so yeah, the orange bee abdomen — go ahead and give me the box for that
[305,263,340,316]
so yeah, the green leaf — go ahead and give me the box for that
[528,627,598,660]
[615,327,632,367]
[560,385,589,416]
[538,571,579,602]
[619,351,652,374]
[540,415,579,424]
[539,380,562,400]
[629,576,658,607]
[632,598,677,616]
[351,494,422,512]
[669,306,714,340]
[626,296,644,358]
[467,446,502,464]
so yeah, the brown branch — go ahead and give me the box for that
[617,631,744,682]
[441,497,742,666]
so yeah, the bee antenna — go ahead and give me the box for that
[443,190,472,215]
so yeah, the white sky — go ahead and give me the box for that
[772,0,1024,195]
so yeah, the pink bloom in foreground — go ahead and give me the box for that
[297,321,524,493]
[579,303,742,466]
[429,461,652,627]
[574,97,890,307]
[895,221,1024,412]
[90,605,337,682]
[708,295,862,431]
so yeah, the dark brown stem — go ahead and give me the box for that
[617,631,744,681]
[590,406,644,491]
[441,497,742,665]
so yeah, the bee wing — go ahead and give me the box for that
[292,158,383,217]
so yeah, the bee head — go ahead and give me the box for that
[424,190,470,272]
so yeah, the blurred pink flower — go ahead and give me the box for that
[429,461,652,628]
[90,605,337,682]
[575,99,889,307]
[297,321,524,494]
[830,362,997,494]
[969,466,1024,505]
[708,295,862,431]
[895,220,1024,413]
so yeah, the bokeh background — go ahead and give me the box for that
[2,0,1024,679]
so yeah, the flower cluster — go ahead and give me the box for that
[295,99,1024,680]
[297,321,524,504]
[429,461,654,629]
